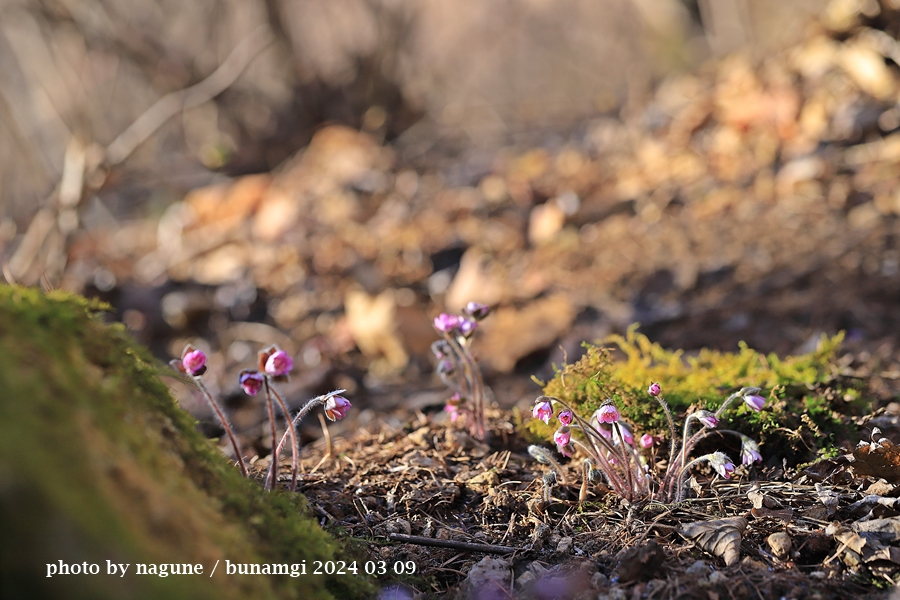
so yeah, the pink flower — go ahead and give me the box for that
[640,434,655,449]
[264,350,293,377]
[648,382,661,397]
[324,395,352,421]
[181,346,207,377]
[695,410,718,429]
[743,393,766,412]
[558,409,574,426]
[554,427,572,451]
[558,443,575,458]
[239,370,264,396]
[445,402,460,422]
[707,452,735,478]
[596,402,620,424]
[533,399,553,424]
[433,313,460,333]
[740,436,763,465]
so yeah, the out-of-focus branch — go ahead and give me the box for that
[104,25,274,166]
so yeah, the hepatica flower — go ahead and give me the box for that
[640,434,655,449]
[464,301,491,320]
[324,395,352,421]
[433,313,460,333]
[648,382,661,397]
[264,349,293,378]
[740,436,763,465]
[239,369,264,396]
[457,318,478,338]
[557,409,574,426]
[595,401,620,424]
[533,398,554,424]
[707,452,736,478]
[176,345,208,377]
[743,393,766,412]
[695,410,719,429]
[554,426,572,450]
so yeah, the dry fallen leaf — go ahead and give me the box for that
[679,517,748,566]
[848,437,900,482]
[767,532,792,559]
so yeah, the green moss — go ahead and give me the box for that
[529,325,864,462]
[0,286,374,600]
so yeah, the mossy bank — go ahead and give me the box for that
[0,286,373,600]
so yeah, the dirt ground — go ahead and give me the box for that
[8,1,900,598]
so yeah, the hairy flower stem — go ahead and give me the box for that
[194,377,248,478]
[653,394,678,481]
[442,332,486,441]
[528,445,568,485]
[265,379,299,492]
[263,383,280,491]
[273,390,347,468]
[675,455,721,502]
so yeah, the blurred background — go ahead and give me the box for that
[2,0,899,444]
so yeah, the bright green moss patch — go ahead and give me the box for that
[0,286,373,600]
[529,326,864,462]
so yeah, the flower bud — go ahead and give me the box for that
[324,395,352,421]
[558,409,574,426]
[181,345,207,377]
[695,410,719,429]
[743,393,766,412]
[458,318,477,338]
[595,401,620,424]
[554,426,572,448]
[740,436,763,465]
[648,382,661,397]
[533,399,553,424]
[239,369,264,396]
[707,451,735,478]
[464,301,491,320]
[640,433,655,449]
[265,349,293,377]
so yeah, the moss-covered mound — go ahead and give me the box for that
[0,286,372,600]
[530,326,866,463]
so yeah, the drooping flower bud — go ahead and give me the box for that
[695,410,719,429]
[239,369,264,396]
[554,426,572,448]
[533,398,553,424]
[595,401,620,424]
[639,433,655,449]
[707,451,735,478]
[324,395,352,421]
[557,409,574,426]
[648,382,661,397]
[740,435,763,465]
[742,393,766,412]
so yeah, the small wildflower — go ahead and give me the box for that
[648,382,661,397]
[640,433,655,449]
[433,313,460,333]
[554,426,572,448]
[181,346,208,377]
[707,452,735,478]
[464,301,491,320]
[740,436,763,465]
[695,410,719,429]
[239,369,264,396]
[264,349,293,378]
[324,395,352,421]
[596,401,620,424]
[445,402,460,422]
[743,393,766,412]
[558,409,574,426]
[533,398,553,424]
[458,318,477,337]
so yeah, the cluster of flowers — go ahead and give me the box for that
[431,302,491,441]
[172,344,350,491]
[532,383,766,502]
